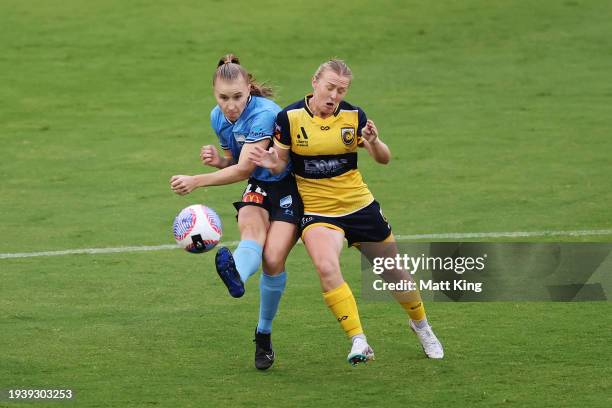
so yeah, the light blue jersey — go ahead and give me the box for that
[210,96,291,182]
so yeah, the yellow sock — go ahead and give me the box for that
[401,299,426,321]
[323,282,363,338]
[391,290,427,321]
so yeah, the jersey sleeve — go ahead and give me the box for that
[356,107,368,146]
[273,110,291,150]
[210,108,229,150]
[245,109,276,144]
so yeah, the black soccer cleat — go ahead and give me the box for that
[254,330,275,370]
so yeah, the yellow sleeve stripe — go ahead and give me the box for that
[274,139,291,150]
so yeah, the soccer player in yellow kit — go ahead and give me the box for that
[250,59,444,365]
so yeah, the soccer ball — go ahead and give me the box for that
[173,204,222,253]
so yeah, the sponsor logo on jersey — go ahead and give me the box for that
[341,127,355,145]
[243,183,267,204]
[274,123,282,141]
[250,130,270,139]
[298,127,309,139]
[243,192,264,204]
[304,158,349,176]
[301,216,314,227]
[296,126,309,147]
[279,195,293,208]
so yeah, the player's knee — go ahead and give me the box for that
[262,249,286,275]
[313,257,340,279]
[238,220,266,242]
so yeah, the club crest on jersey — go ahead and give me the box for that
[341,127,355,145]
[234,134,246,145]
[279,195,293,209]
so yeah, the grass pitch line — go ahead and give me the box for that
[0,242,239,259]
[1,229,612,259]
[395,229,612,240]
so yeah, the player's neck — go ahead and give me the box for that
[308,96,333,119]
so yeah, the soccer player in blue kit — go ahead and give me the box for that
[170,54,302,370]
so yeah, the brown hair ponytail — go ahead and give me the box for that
[213,54,274,98]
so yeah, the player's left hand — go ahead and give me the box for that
[248,145,279,169]
[170,175,197,195]
[362,119,379,144]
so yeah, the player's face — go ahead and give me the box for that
[310,70,351,118]
[214,77,250,122]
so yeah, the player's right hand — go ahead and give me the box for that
[170,175,197,195]
[248,145,279,169]
[362,119,379,144]
[200,145,222,168]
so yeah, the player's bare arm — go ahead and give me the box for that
[171,139,269,195]
[361,119,391,164]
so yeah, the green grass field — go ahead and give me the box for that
[1,0,611,407]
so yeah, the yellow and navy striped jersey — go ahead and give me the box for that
[274,95,374,216]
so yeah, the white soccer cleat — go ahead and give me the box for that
[409,320,444,359]
[347,337,375,366]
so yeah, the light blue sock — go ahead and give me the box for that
[257,271,287,334]
[233,240,263,283]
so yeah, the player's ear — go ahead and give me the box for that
[311,76,317,89]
